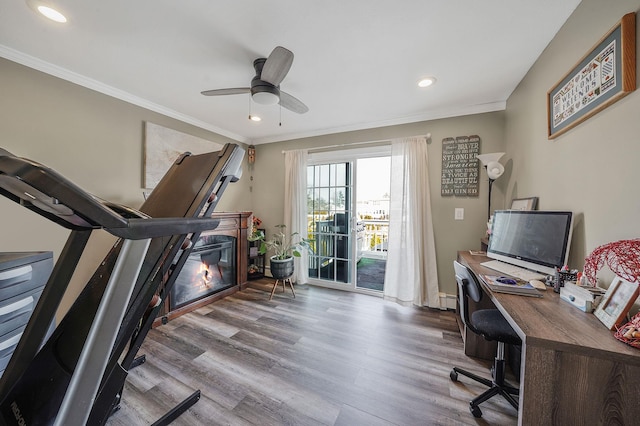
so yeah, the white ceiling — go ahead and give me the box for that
[0,1,582,144]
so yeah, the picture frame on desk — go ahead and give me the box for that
[594,276,640,330]
[510,197,538,211]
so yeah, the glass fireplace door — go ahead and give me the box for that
[170,234,236,310]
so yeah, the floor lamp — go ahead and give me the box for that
[476,152,505,220]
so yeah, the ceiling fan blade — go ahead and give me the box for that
[279,91,309,114]
[261,46,294,86]
[201,88,250,96]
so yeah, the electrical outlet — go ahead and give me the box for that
[455,208,464,220]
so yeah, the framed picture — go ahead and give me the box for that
[510,197,538,211]
[547,13,636,139]
[144,122,223,189]
[594,277,640,330]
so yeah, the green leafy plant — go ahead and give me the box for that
[259,224,314,260]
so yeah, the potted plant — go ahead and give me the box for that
[259,224,313,279]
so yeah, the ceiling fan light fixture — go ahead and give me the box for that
[252,91,279,105]
[251,79,280,105]
[248,114,261,122]
[201,46,308,114]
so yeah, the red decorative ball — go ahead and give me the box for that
[584,239,640,285]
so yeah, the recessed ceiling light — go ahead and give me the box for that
[38,5,67,22]
[248,115,261,122]
[418,77,437,88]
[26,1,67,23]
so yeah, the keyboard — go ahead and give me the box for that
[480,260,546,282]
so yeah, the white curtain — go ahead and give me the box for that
[283,149,309,284]
[383,137,440,308]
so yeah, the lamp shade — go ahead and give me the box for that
[476,152,505,166]
[486,161,505,180]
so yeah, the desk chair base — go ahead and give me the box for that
[449,342,520,417]
[269,277,295,300]
[450,342,519,418]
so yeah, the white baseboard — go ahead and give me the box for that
[439,293,457,310]
[278,270,458,310]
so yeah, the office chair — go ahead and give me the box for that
[450,261,521,418]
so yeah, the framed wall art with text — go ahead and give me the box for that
[547,13,636,139]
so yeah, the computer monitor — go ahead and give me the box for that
[487,210,574,276]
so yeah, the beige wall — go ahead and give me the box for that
[252,112,506,295]
[505,0,640,285]
[0,58,252,316]
[0,57,252,254]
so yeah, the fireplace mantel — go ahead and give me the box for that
[155,211,251,325]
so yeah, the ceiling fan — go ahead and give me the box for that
[201,46,309,114]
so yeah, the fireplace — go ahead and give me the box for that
[170,234,236,310]
[155,211,251,325]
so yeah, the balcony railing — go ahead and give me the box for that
[358,219,388,260]
[306,215,389,262]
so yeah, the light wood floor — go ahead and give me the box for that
[107,279,518,426]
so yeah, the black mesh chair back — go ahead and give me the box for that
[454,260,483,336]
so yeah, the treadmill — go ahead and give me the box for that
[0,143,244,425]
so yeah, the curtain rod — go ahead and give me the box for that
[281,133,431,154]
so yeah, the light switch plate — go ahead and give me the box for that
[455,208,464,220]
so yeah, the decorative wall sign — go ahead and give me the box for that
[144,122,223,189]
[547,13,636,139]
[441,135,480,197]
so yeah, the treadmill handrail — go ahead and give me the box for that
[0,148,226,239]
[0,149,130,230]
[108,217,221,240]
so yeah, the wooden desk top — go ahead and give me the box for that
[458,251,640,366]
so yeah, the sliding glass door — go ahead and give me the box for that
[306,146,391,292]
[354,156,390,291]
[307,163,352,285]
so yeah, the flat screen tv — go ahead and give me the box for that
[487,210,574,276]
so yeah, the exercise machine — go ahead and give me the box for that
[0,143,244,425]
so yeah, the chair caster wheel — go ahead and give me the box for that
[470,403,482,418]
[450,370,458,382]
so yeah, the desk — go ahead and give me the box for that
[457,251,640,425]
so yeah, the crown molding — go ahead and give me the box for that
[0,44,247,143]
